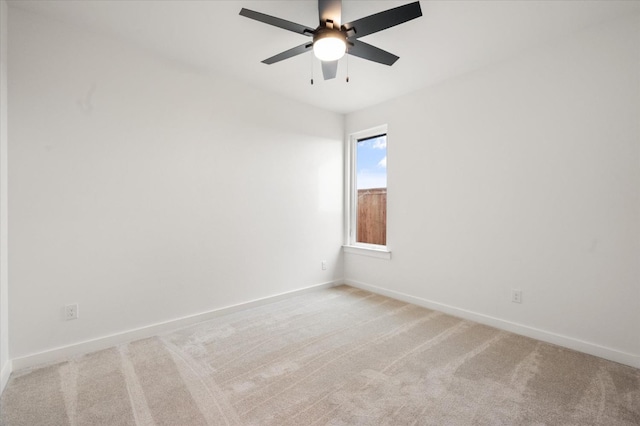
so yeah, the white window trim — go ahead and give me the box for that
[342,244,391,259]
[344,125,391,259]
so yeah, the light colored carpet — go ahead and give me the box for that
[1,285,639,425]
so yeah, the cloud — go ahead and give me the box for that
[372,138,387,149]
[357,170,387,189]
[377,156,387,168]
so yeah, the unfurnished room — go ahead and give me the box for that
[0,0,638,425]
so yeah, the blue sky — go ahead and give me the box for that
[357,135,387,189]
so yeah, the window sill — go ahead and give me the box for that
[342,245,392,260]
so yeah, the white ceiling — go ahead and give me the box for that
[9,0,640,114]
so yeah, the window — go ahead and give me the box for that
[347,126,388,253]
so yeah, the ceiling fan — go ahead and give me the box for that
[239,0,423,81]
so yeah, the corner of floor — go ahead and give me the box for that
[1,358,12,395]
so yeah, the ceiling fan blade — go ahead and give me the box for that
[342,1,422,39]
[348,40,399,66]
[318,0,342,27]
[240,8,315,36]
[262,43,313,65]
[321,60,339,80]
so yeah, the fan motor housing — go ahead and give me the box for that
[313,27,346,43]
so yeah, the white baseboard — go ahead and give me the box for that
[1,359,11,394]
[11,280,340,372]
[345,279,640,369]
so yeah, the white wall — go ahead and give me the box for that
[0,0,10,391]
[8,8,344,361]
[345,15,640,367]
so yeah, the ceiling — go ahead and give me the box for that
[9,0,640,114]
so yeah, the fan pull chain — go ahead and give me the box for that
[310,53,314,85]
[346,53,350,83]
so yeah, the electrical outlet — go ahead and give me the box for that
[321,260,327,270]
[511,290,522,304]
[65,304,78,320]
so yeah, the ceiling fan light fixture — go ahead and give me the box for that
[313,29,346,62]
[240,1,423,80]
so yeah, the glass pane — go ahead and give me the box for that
[356,135,387,245]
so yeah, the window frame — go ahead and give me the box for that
[344,125,391,259]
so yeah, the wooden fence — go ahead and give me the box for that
[357,188,387,245]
